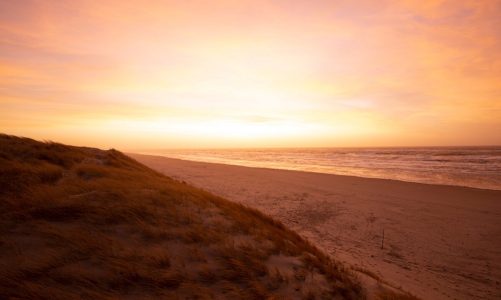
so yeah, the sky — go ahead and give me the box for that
[1,0,500,149]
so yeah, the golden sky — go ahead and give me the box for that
[1,0,500,149]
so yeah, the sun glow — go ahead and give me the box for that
[105,118,318,139]
[1,1,500,148]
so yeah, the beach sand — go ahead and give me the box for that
[131,154,501,300]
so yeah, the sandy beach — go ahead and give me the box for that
[132,154,501,300]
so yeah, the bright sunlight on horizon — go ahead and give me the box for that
[1,1,500,149]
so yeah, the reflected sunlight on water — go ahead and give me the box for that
[143,147,501,190]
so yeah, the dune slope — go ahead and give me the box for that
[0,134,376,299]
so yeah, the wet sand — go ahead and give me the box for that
[131,154,501,300]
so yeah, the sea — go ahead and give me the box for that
[142,147,501,190]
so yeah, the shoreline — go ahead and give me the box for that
[131,153,500,192]
[131,153,501,300]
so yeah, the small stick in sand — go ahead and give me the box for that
[381,229,385,249]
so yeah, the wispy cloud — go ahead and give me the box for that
[1,0,500,147]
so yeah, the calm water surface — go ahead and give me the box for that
[141,147,501,190]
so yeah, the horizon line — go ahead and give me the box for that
[127,144,501,152]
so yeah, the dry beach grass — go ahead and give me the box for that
[0,134,419,299]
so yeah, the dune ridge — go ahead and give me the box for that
[0,134,420,299]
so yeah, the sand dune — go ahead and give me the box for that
[132,154,501,300]
[1,135,370,299]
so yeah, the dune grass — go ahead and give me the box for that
[0,134,414,299]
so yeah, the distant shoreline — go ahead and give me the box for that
[130,152,501,192]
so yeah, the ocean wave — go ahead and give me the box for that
[149,146,501,190]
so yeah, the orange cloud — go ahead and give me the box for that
[1,0,500,148]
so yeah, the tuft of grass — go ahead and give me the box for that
[76,165,109,180]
